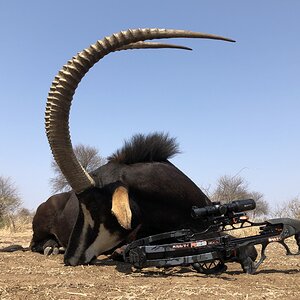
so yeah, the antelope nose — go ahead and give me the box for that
[64,256,79,266]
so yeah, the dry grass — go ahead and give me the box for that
[0,226,31,250]
[0,227,300,299]
[225,224,260,237]
[0,215,32,235]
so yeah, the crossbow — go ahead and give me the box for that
[124,199,300,274]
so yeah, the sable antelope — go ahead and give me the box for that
[44,28,237,266]
[29,41,201,255]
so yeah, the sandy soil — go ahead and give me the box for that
[0,228,299,300]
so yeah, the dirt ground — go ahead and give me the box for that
[0,228,299,300]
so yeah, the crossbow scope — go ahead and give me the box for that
[191,199,256,219]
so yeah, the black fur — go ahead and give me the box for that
[28,132,211,264]
[29,191,78,253]
[16,132,258,268]
[108,132,180,164]
[26,133,185,255]
[63,131,213,265]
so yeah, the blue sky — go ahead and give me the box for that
[0,1,299,210]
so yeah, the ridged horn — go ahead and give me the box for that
[45,28,235,194]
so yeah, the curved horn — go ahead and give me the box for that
[45,28,235,194]
[116,41,192,51]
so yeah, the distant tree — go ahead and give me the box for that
[14,207,34,227]
[212,175,249,203]
[0,176,22,223]
[287,197,300,219]
[272,197,300,219]
[247,191,269,220]
[50,144,106,193]
[200,184,213,199]
[17,207,34,219]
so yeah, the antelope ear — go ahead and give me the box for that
[111,186,132,230]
